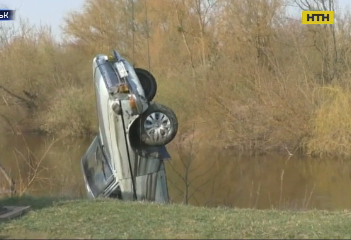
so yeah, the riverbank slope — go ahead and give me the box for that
[0,196,350,239]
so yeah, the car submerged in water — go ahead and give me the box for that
[81,50,178,203]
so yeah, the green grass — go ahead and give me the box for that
[1,196,351,239]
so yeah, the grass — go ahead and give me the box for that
[1,196,351,239]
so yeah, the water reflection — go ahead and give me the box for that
[166,149,351,210]
[0,134,351,210]
[0,135,93,198]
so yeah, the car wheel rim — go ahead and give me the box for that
[144,112,172,142]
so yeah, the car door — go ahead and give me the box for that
[81,136,115,198]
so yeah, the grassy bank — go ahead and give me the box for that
[0,196,351,239]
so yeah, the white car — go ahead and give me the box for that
[81,50,178,202]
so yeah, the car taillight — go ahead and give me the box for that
[118,84,129,93]
[128,94,137,110]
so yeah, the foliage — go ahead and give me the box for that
[0,0,351,156]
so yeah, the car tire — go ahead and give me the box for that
[138,102,178,146]
[134,68,157,102]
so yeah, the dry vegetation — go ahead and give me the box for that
[0,0,351,157]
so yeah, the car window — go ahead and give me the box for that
[96,145,113,179]
[84,141,114,197]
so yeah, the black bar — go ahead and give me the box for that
[0,10,15,21]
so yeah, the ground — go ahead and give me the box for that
[0,196,351,239]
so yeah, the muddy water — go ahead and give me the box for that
[1,134,351,210]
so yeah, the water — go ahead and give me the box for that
[1,134,351,210]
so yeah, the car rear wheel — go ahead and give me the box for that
[134,68,157,102]
[138,103,178,146]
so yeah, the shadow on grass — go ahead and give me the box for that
[0,195,79,210]
[0,195,83,226]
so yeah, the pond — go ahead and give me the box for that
[0,134,350,211]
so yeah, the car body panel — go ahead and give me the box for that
[81,51,171,202]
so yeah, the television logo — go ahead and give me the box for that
[302,11,334,24]
[0,10,15,21]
